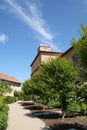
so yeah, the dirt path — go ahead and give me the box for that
[7,101,50,130]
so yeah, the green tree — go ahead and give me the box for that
[73,24,87,78]
[41,58,78,117]
[23,79,36,101]
[23,58,78,117]
[31,68,57,105]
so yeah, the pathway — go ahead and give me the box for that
[7,101,50,130]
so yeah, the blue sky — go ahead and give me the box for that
[0,0,87,83]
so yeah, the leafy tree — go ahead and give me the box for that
[42,58,78,117]
[31,69,57,105]
[71,24,87,115]
[73,24,87,78]
[23,58,78,117]
[23,79,36,101]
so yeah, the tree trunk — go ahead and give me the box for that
[60,96,66,119]
[62,111,66,119]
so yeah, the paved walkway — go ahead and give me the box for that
[7,101,50,130]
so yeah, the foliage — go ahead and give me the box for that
[75,82,87,115]
[41,58,78,112]
[66,101,87,116]
[23,58,78,117]
[0,102,9,130]
[23,80,34,98]
[23,24,87,117]
[80,102,87,115]
[77,83,87,103]
[14,90,24,100]
[0,82,12,129]
[23,95,32,101]
[66,101,81,115]
[0,103,9,115]
[22,79,36,101]
[0,96,6,107]
[5,96,17,104]
[0,112,8,130]
[73,24,87,78]
[46,99,60,108]
[31,63,59,104]
[0,82,12,96]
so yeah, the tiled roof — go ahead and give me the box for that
[0,73,21,84]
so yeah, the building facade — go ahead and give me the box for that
[30,45,63,75]
[30,45,84,82]
[0,73,21,96]
[61,47,78,62]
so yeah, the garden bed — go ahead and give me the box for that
[22,101,87,130]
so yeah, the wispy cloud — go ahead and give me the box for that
[0,33,8,44]
[2,0,58,51]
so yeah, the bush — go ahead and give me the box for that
[0,112,8,130]
[23,95,32,101]
[0,104,9,130]
[47,99,60,108]
[66,101,81,115]
[0,104,9,114]
[35,97,43,104]
[14,90,24,100]
[5,96,17,104]
[80,103,87,115]
[0,96,6,107]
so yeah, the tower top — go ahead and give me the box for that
[38,44,51,52]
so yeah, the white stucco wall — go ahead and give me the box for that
[5,84,21,96]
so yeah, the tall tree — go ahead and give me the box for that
[42,58,78,117]
[73,24,87,78]
[23,58,78,117]
[36,58,78,113]
[31,68,57,105]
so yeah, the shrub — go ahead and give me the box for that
[80,103,87,115]
[23,95,32,101]
[66,101,81,115]
[14,90,24,100]
[0,112,8,130]
[0,96,6,107]
[47,99,60,108]
[0,104,9,114]
[0,104,9,130]
[35,97,43,104]
[5,96,17,104]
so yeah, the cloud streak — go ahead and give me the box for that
[0,33,8,44]
[3,0,58,51]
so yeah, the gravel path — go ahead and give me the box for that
[7,101,50,130]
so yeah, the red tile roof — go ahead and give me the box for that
[0,73,21,84]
